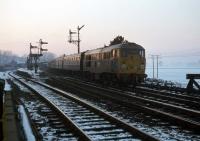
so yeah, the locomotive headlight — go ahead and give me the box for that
[140,64,145,70]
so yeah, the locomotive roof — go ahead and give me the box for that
[84,42,144,55]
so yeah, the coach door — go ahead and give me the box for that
[80,53,85,71]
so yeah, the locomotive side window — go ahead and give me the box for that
[122,49,141,57]
[139,50,145,58]
[112,50,115,58]
[112,49,119,58]
[139,50,142,57]
[104,53,106,59]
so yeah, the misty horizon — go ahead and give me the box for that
[0,0,199,57]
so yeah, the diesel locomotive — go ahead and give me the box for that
[48,42,147,84]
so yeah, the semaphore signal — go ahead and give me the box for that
[27,39,48,73]
[68,25,85,54]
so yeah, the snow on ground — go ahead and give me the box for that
[18,105,36,141]
[0,72,8,79]
[17,68,41,79]
[4,80,11,91]
[0,71,12,91]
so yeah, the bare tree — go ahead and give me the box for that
[40,52,56,62]
[109,35,128,46]
[0,50,26,66]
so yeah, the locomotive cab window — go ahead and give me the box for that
[121,49,138,57]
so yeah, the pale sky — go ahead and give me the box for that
[0,0,200,57]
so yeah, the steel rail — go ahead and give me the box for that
[9,73,92,141]
[32,80,159,141]
[62,77,200,118]
[54,77,200,132]
[136,86,200,102]
[134,88,200,109]
[11,73,159,141]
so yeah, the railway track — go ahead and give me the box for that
[48,76,200,132]
[10,73,158,141]
[11,79,84,140]
[135,86,200,104]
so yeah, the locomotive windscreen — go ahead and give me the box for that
[121,48,145,58]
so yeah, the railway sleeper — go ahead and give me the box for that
[81,125,117,131]
[86,129,124,135]
[13,75,159,141]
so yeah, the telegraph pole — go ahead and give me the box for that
[150,55,160,79]
[150,55,155,78]
[156,55,159,78]
[68,25,85,53]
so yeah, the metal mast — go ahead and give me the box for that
[27,39,48,73]
[68,25,85,53]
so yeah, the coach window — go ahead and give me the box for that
[96,54,98,60]
[112,50,114,58]
[107,52,110,59]
[104,53,106,59]
[86,55,91,67]
[101,53,103,60]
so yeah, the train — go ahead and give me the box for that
[48,42,147,85]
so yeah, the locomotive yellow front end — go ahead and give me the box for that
[117,43,146,83]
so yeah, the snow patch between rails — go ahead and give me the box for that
[18,105,36,141]
[17,68,41,79]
